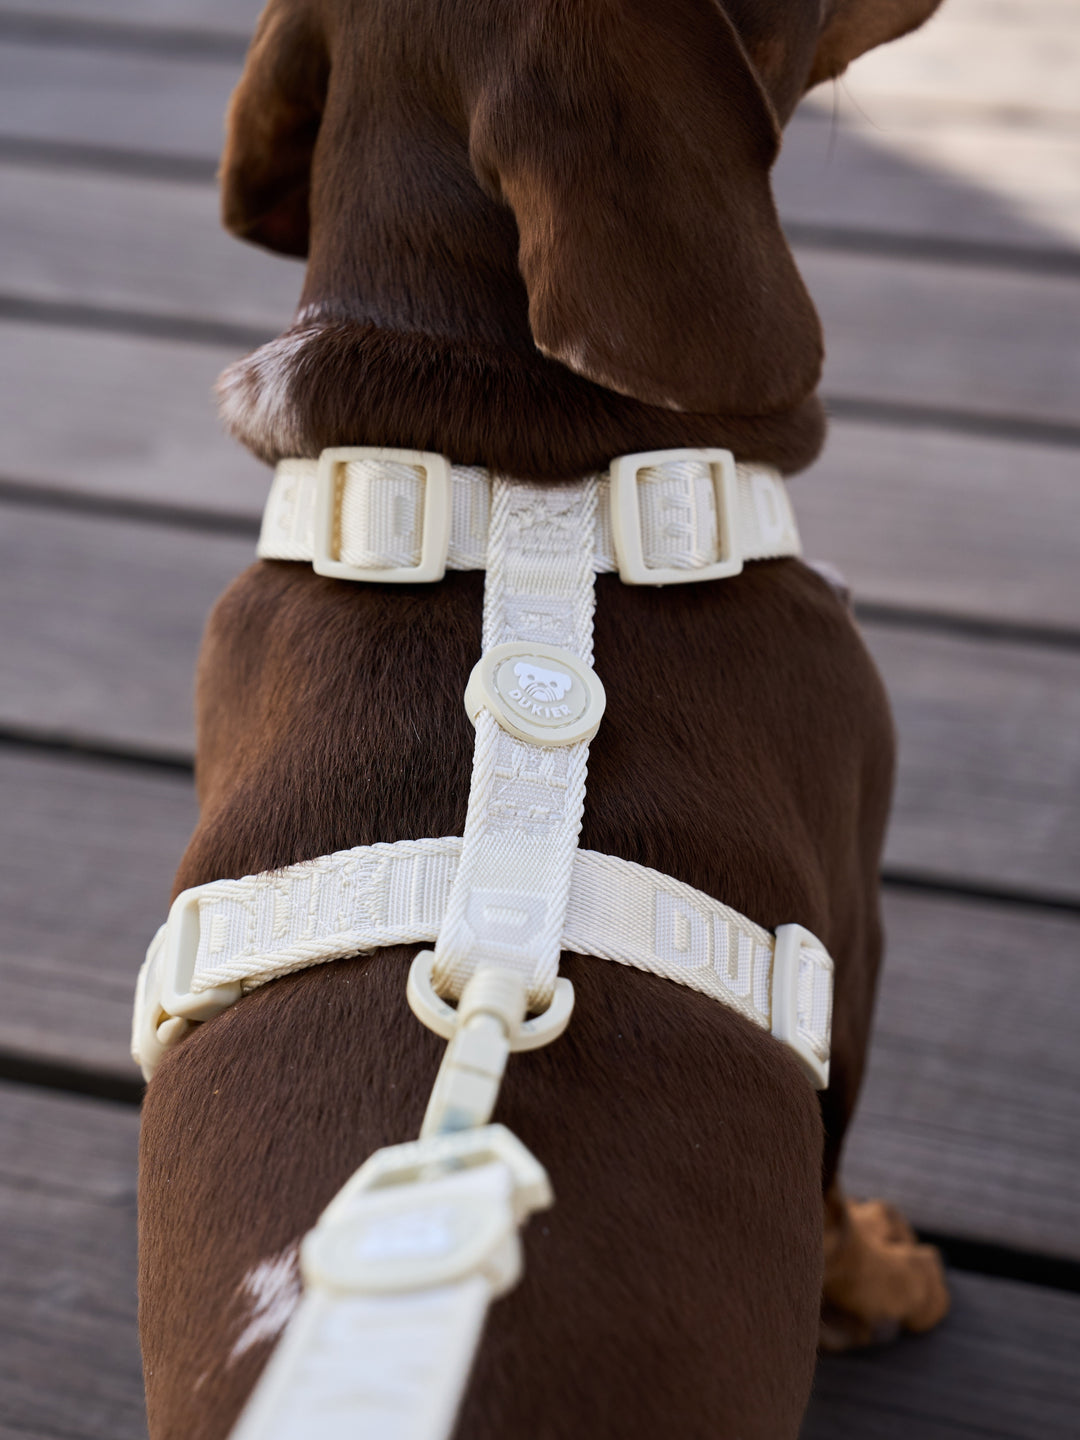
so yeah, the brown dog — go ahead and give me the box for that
[138,2,949,1436]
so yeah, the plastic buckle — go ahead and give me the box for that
[130,887,242,1080]
[771,922,832,1090]
[301,1124,552,1299]
[609,447,743,586]
[312,446,452,583]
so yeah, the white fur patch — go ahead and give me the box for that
[230,1246,302,1363]
[216,326,325,460]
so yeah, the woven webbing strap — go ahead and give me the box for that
[133,839,833,1086]
[430,477,598,1007]
[257,450,801,580]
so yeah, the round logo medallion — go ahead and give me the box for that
[464,642,606,746]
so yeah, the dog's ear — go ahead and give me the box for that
[467,0,822,417]
[220,0,328,257]
[808,0,943,87]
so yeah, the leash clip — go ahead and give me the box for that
[407,952,574,1136]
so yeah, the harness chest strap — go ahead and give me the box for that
[133,840,832,1086]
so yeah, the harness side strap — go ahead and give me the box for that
[133,841,832,1087]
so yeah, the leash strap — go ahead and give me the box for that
[257,449,800,584]
[230,1128,551,1440]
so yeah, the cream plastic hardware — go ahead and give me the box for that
[463,641,606,747]
[228,1126,552,1440]
[770,922,832,1089]
[609,447,743,586]
[408,953,575,1135]
[407,950,575,1050]
[313,446,453,583]
[301,1127,551,1297]
[131,897,242,1080]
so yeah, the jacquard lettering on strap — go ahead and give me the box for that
[133,838,832,1088]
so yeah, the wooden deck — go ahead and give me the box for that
[2,1,1078,1435]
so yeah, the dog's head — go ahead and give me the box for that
[221,0,940,422]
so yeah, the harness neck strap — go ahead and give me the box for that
[257,447,801,586]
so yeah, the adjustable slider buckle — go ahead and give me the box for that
[131,887,242,1081]
[609,447,743,586]
[313,446,452,583]
[770,923,833,1090]
[301,1125,553,1300]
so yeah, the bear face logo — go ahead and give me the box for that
[512,661,573,704]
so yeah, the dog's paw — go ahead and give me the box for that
[819,1195,950,1352]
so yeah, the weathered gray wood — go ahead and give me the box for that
[0,506,251,756]
[777,108,1080,257]
[844,888,1080,1260]
[796,421,1080,633]
[0,1082,144,1440]
[802,246,1080,429]
[0,322,273,517]
[2,1075,1079,1440]
[841,0,1080,121]
[1,164,301,330]
[0,747,196,1075]
[3,0,259,29]
[3,506,1079,896]
[868,622,1080,899]
[0,43,239,160]
[803,1270,1080,1440]
[4,321,1079,632]
[3,753,1079,1259]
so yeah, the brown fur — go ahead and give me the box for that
[138,2,949,1436]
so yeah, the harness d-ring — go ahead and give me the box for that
[407,949,575,1051]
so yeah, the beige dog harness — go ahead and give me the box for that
[132,447,833,1440]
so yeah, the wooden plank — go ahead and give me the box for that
[3,505,1079,895]
[777,107,1080,255]
[0,747,195,1076]
[0,1082,144,1440]
[803,1271,1080,1440]
[0,506,250,756]
[2,0,259,31]
[796,421,1080,633]
[0,42,237,160]
[3,767,1080,1262]
[0,322,272,517]
[843,888,1080,1260]
[2,1076,1079,1440]
[802,247,1080,429]
[1,164,301,329]
[870,622,1080,899]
